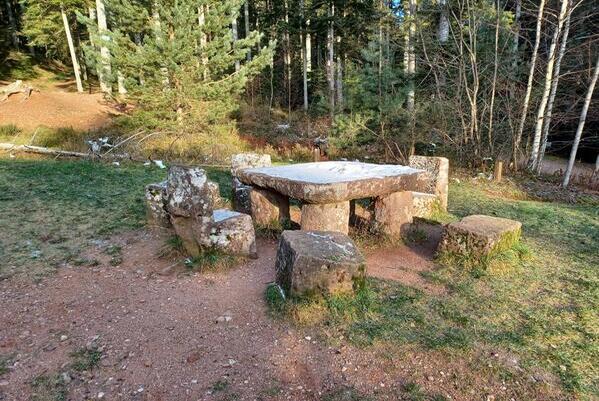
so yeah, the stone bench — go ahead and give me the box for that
[275,230,365,297]
[438,215,522,258]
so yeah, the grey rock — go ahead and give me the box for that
[275,230,365,297]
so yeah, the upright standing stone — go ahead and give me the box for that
[300,201,350,234]
[374,191,413,235]
[249,188,290,226]
[409,156,449,211]
[231,153,272,214]
[166,166,213,217]
[145,181,171,229]
[207,181,223,208]
[166,166,214,256]
[275,230,365,297]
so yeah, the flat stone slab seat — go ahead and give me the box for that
[275,230,365,297]
[210,209,257,258]
[438,215,522,258]
[238,161,426,203]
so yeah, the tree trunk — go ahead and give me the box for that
[301,0,308,111]
[336,36,343,107]
[327,1,335,119]
[4,0,19,47]
[198,6,208,80]
[284,0,291,115]
[528,0,568,170]
[512,0,545,169]
[96,0,112,94]
[404,0,416,113]
[563,54,599,187]
[487,0,500,151]
[117,71,127,94]
[60,6,84,93]
[511,0,521,72]
[536,0,572,173]
[437,0,448,43]
[244,0,251,61]
[232,9,240,72]
[306,18,311,74]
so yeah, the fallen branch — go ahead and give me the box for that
[0,143,92,158]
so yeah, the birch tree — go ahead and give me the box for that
[513,0,546,168]
[60,5,84,92]
[563,54,599,187]
[528,0,569,169]
[535,0,572,173]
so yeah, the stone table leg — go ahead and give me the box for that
[301,201,350,234]
[374,191,413,236]
[250,187,290,226]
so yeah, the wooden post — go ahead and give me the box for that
[494,161,503,182]
[313,147,320,162]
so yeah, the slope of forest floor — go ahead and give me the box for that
[0,157,597,400]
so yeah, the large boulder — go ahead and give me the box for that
[438,215,522,258]
[166,165,213,217]
[275,230,365,297]
[145,181,171,228]
[210,209,257,258]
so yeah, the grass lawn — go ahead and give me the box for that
[1,157,597,399]
[0,158,231,279]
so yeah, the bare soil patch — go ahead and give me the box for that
[0,87,117,132]
[0,227,563,400]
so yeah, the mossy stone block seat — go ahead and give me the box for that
[438,215,522,258]
[275,230,365,297]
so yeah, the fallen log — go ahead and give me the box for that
[0,143,92,158]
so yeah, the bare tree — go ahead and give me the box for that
[244,0,251,61]
[536,0,572,173]
[528,0,569,169]
[404,0,416,113]
[513,0,546,168]
[60,5,83,93]
[563,54,599,187]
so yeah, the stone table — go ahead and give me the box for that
[237,161,427,234]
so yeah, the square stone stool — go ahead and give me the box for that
[275,230,365,297]
[438,215,522,258]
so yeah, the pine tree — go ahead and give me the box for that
[101,0,274,127]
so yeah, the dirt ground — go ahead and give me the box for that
[0,82,116,132]
[0,225,546,401]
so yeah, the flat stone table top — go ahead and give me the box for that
[237,161,427,203]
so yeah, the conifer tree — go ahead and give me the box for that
[101,0,274,127]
